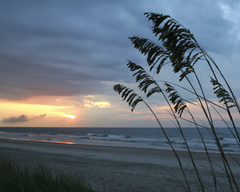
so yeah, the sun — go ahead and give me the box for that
[65,114,76,120]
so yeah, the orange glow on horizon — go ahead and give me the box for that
[65,114,76,120]
[0,101,77,122]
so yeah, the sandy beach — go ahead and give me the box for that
[0,138,240,192]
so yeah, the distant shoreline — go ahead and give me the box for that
[0,138,239,164]
[0,127,239,153]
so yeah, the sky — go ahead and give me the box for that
[0,0,240,127]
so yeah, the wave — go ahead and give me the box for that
[0,130,239,153]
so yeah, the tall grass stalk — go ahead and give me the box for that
[113,12,240,191]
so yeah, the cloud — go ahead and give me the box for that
[32,114,46,120]
[2,114,46,123]
[0,0,239,102]
[83,95,111,108]
[2,115,29,123]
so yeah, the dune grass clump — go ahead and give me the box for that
[0,157,96,192]
[114,12,240,191]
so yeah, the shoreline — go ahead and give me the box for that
[0,127,239,154]
[0,138,240,191]
[0,138,239,163]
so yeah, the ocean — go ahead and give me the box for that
[0,127,239,153]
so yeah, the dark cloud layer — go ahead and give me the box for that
[2,114,46,123]
[0,0,239,100]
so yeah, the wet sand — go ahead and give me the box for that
[0,138,239,191]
